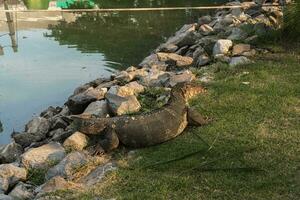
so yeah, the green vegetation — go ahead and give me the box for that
[46,51,300,199]
[137,87,170,113]
[28,168,48,186]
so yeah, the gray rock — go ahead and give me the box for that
[227,27,248,41]
[21,142,66,169]
[66,87,107,114]
[158,43,178,53]
[50,117,68,130]
[0,142,23,164]
[229,56,252,66]
[49,129,72,143]
[139,54,165,68]
[0,164,27,193]
[8,182,34,200]
[114,71,134,83]
[79,162,116,187]
[213,39,233,57]
[13,117,51,148]
[164,24,197,47]
[83,100,109,117]
[196,54,211,67]
[0,194,13,200]
[106,93,141,116]
[198,15,212,26]
[63,132,89,151]
[46,151,89,180]
[40,106,62,119]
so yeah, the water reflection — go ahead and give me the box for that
[0,0,228,144]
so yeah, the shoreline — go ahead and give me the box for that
[0,1,287,199]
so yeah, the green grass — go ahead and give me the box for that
[49,52,300,199]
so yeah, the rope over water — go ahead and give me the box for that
[0,4,283,13]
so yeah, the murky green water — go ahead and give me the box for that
[0,0,227,144]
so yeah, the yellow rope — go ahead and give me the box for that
[0,4,282,13]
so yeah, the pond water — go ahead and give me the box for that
[0,0,228,145]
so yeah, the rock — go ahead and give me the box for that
[0,194,13,200]
[107,85,135,97]
[198,15,212,26]
[49,128,73,143]
[83,100,109,117]
[50,117,68,130]
[63,132,88,151]
[232,44,251,56]
[195,54,210,67]
[138,69,169,87]
[8,182,34,200]
[114,71,134,83]
[199,24,214,35]
[0,142,23,164]
[139,54,166,68]
[164,24,197,47]
[168,70,196,87]
[66,87,107,114]
[79,162,116,187]
[229,56,252,66]
[46,151,89,180]
[40,106,62,119]
[13,117,51,148]
[0,164,27,193]
[214,54,231,63]
[21,142,66,169]
[158,43,178,53]
[36,176,79,195]
[227,27,248,41]
[106,93,141,116]
[213,39,233,57]
[156,53,193,67]
[125,81,145,95]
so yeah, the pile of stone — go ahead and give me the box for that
[0,1,286,199]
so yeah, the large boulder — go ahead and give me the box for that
[83,100,109,117]
[198,15,212,26]
[66,87,107,114]
[46,151,89,180]
[213,39,233,57]
[21,142,66,169]
[106,93,141,116]
[63,132,89,151]
[8,182,34,200]
[13,117,51,148]
[0,142,23,164]
[0,164,27,193]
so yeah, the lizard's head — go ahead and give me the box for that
[181,82,206,101]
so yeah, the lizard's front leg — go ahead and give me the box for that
[98,126,120,153]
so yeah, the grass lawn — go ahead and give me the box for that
[53,52,300,200]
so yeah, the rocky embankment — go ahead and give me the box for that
[0,1,286,199]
